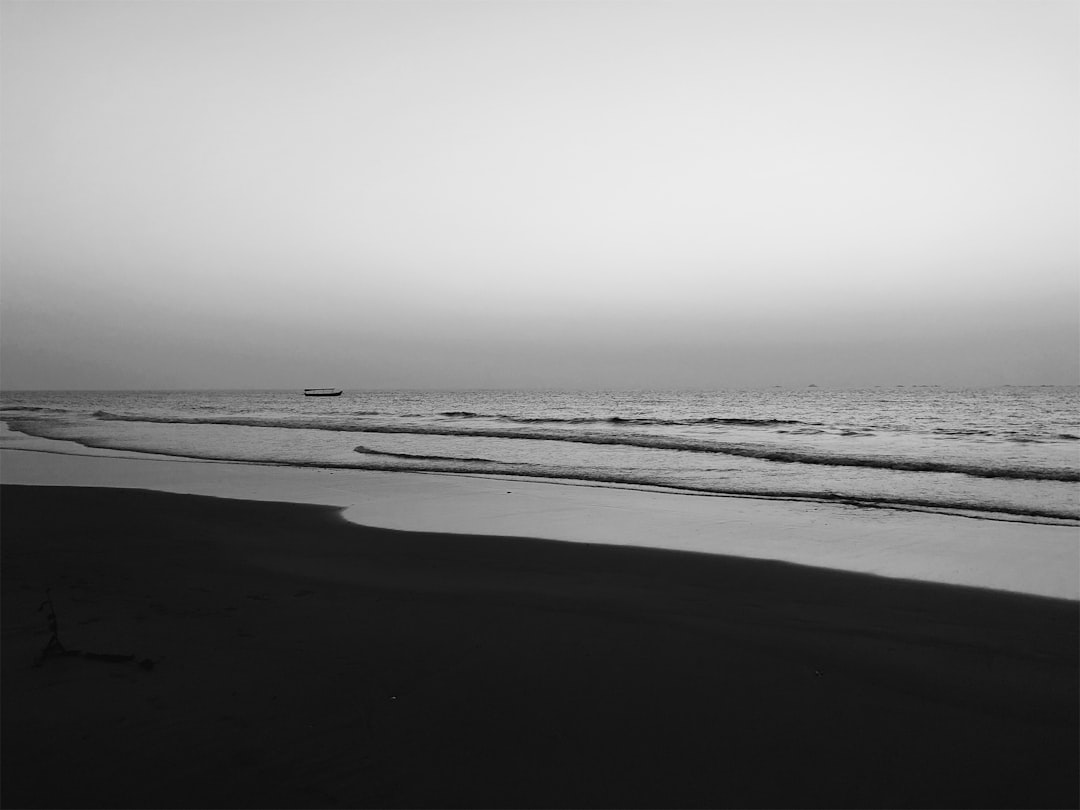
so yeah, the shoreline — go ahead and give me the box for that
[2,435,1078,599]
[4,418,1078,528]
[3,483,1077,808]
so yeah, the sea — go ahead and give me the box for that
[2,387,1078,525]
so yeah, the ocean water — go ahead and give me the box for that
[2,388,1078,525]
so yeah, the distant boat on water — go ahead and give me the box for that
[304,388,343,397]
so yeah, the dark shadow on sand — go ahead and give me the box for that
[2,484,1076,809]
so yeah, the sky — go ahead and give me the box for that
[1,0,1077,389]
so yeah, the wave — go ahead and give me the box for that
[352,445,524,465]
[87,410,1080,483]
[16,425,1079,524]
[0,406,70,413]
[8,418,1076,524]
[437,411,811,427]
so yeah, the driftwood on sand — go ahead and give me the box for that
[34,589,155,670]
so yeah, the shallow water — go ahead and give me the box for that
[3,387,1078,523]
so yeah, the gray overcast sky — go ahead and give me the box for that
[1,0,1077,389]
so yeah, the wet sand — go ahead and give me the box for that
[3,437,1078,600]
[2,484,1076,808]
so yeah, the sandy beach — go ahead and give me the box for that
[2,470,1077,807]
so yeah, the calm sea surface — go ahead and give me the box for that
[2,388,1078,524]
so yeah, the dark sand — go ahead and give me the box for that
[2,484,1077,809]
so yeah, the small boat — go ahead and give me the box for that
[304,388,343,397]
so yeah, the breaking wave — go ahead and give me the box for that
[0,406,70,413]
[87,410,1080,482]
[352,445,524,465]
[437,411,811,427]
[12,424,1077,523]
